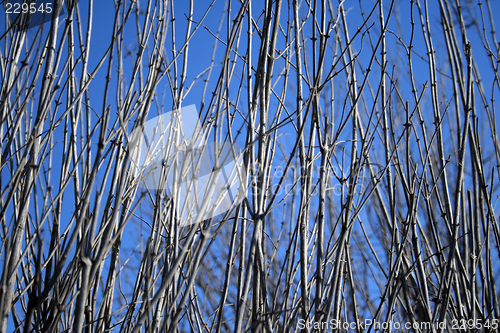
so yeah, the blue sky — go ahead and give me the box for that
[2,0,500,331]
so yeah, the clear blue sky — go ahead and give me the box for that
[1,0,500,330]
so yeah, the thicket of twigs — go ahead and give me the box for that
[1,0,499,332]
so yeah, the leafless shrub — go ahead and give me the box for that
[1,0,499,332]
